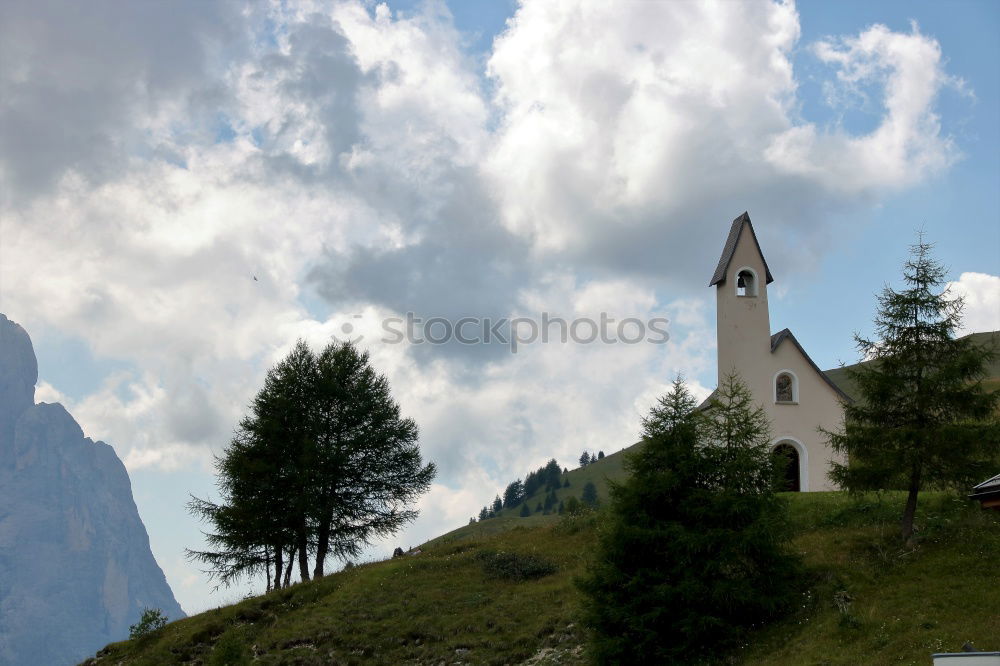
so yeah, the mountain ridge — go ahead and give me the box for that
[0,313,184,666]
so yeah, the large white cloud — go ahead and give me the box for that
[949,272,1000,336]
[0,0,971,611]
[485,2,961,280]
[770,20,963,192]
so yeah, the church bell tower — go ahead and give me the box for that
[710,212,774,395]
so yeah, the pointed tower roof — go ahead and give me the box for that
[708,212,774,287]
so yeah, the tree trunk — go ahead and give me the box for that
[297,527,311,583]
[313,512,331,579]
[273,545,283,590]
[283,547,294,587]
[265,546,272,592]
[901,465,922,543]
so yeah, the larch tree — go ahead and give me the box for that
[308,341,436,578]
[188,339,435,588]
[827,236,999,542]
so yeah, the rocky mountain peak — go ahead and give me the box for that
[0,313,184,665]
[0,313,37,441]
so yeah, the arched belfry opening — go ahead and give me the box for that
[736,269,757,297]
[773,443,800,492]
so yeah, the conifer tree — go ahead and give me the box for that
[189,340,435,586]
[523,470,541,497]
[519,503,531,517]
[827,236,999,542]
[503,479,525,508]
[491,495,503,514]
[309,341,436,578]
[544,458,563,490]
[581,481,599,507]
[188,341,314,588]
[579,451,591,467]
[579,376,801,663]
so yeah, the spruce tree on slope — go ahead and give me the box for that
[827,236,999,542]
[503,479,525,509]
[578,376,801,664]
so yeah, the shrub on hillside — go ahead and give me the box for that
[129,608,167,640]
[555,506,600,535]
[475,550,557,581]
[207,628,252,666]
[578,376,803,664]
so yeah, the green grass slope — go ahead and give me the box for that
[823,330,1000,402]
[86,492,1000,665]
[86,331,1000,665]
[425,446,632,549]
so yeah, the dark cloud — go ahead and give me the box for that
[245,17,367,182]
[309,166,534,364]
[0,0,243,200]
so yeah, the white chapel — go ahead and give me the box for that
[705,212,850,492]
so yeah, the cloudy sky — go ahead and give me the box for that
[1,0,998,613]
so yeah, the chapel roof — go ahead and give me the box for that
[696,328,853,410]
[770,329,853,403]
[709,212,775,287]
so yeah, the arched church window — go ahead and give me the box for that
[736,269,757,297]
[775,372,795,403]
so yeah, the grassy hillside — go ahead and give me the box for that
[823,330,1000,401]
[483,447,628,518]
[421,445,632,552]
[86,491,1000,665]
[85,332,1000,665]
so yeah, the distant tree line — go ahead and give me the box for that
[472,452,607,523]
[475,458,565,521]
[187,340,435,591]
